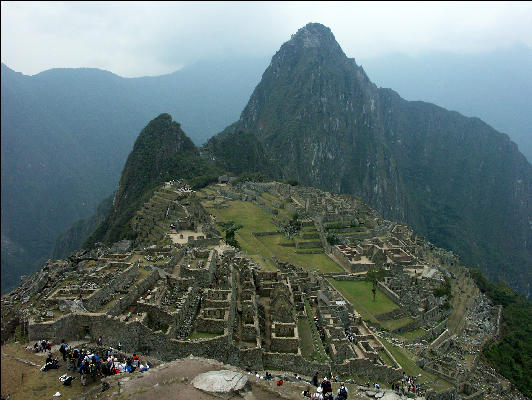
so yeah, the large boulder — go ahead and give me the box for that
[192,369,251,395]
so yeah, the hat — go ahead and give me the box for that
[323,377,328,381]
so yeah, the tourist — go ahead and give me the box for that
[59,374,75,386]
[336,382,348,400]
[97,336,102,346]
[79,360,88,386]
[59,339,67,361]
[312,386,324,400]
[132,353,140,368]
[302,387,312,397]
[312,373,319,387]
[321,377,332,394]
[138,362,150,373]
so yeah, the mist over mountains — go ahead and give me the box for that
[1,28,531,295]
[362,44,532,162]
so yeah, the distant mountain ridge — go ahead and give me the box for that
[360,45,532,162]
[203,23,532,296]
[0,59,266,292]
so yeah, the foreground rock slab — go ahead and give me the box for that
[192,370,250,394]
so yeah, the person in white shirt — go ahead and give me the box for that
[312,386,324,400]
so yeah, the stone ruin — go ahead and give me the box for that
[2,180,524,400]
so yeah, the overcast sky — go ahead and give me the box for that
[2,1,532,78]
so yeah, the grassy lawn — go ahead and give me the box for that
[205,199,342,273]
[298,317,313,357]
[208,200,278,233]
[260,235,342,273]
[379,338,453,392]
[187,330,220,340]
[301,301,328,362]
[380,316,414,332]
[378,349,395,367]
[447,269,478,335]
[398,328,427,341]
[328,279,398,322]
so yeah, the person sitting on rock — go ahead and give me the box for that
[138,362,150,373]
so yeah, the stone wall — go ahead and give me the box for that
[262,352,330,377]
[84,263,140,312]
[332,358,402,381]
[252,231,279,237]
[375,308,404,321]
[425,389,457,400]
[107,268,160,316]
[187,237,220,247]
[377,281,401,304]
[135,303,175,332]
[393,317,423,334]
[27,311,263,370]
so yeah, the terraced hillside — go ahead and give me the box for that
[2,180,526,400]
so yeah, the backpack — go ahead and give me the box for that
[339,387,348,399]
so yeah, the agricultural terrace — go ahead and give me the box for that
[201,194,343,274]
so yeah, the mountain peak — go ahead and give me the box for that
[290,23,337,48]
[281,22,344,57]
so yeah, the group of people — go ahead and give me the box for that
[37,337,151,388]
[303,376,348,400]
[390,373,423,396]
[33,339,52,353]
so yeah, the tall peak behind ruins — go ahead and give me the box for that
[86,113,220,247]
[204,23,532,296]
